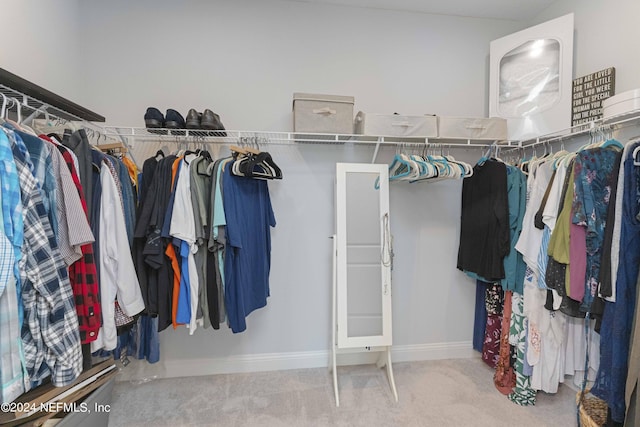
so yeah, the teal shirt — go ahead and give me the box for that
[500,165,527,294]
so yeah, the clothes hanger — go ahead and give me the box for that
[388,148,412,180]
[191,142,213,176]
[0,93,8,122]
[4,98,25,131]
[400,148,421,181]
[230,145,249,155]
[601,136,623,150]
[409,152,429,177]
[633,143,640,166]
[435,145,456,178]
[238,151,282,180]
[477,144,495,165]
[376,144,409,188]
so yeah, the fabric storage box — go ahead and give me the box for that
[354,112,438,137]
[603,88,640,121]
[293,93,355,134]
[438,117,508,140]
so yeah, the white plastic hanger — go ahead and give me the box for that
[0,93,8,120]
[633,144,640,166]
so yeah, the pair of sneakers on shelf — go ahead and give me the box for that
[144,108,226,135]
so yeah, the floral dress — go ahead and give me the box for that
[482,283,504,368]
[571,147,620,313]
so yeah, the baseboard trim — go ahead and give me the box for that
[117,341,475,381]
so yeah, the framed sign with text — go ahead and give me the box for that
[572,67,615,125]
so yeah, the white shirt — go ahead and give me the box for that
[91,164,145,352]
[515,159,554,277]
[542,159,568,231]
[170,156,200,334]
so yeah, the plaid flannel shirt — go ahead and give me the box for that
[61,151,102,343]
[11,134,82,387]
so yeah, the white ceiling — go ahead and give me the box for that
[284,0,557,21]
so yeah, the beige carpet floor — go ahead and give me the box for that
[107,357,579,426]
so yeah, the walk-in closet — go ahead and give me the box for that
[1,0,640,426]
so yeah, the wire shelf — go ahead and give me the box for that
[515,108,640,149]
[0,84,97,124]
[102,126,511,149]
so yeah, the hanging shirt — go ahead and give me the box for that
[162,157,185,328]
[133,156,159,318]
[457,160,510,281]
[609,142,633,303]
[515,158,554,279]
[501,165,527,293]
[209,158,232,325]
[190,156,212,328]
[541,159,570,308]
[12,129,58,237]
[170,155,200,333]
[10,133,83,387]
[139,155,176,332]
[62,130,93,216]
[60,154,101,344]
[598,150,624,300]
[41,136,94,266]
[592,141,640,423]
[0,188,26,404]
[121,156,139,191]
[571,147,620,313]
[0,130,23,328]
[91,163,145,352]
[223,165,276,333]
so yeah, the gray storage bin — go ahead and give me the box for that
[438,116,508,140]
[354,112,438,137]
[293,93,355,134]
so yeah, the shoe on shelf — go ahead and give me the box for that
[165,109,186,129]
[201,109,227,136]
[144,107,164,128]
[165,109,186,135]
[186,109,201,129]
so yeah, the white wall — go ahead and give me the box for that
[77,0,523,128]
[0,0,82,101]
[530,0,640,94]
[74,0,524,376]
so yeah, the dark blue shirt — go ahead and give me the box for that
[222,166,276,333]
[592,143,640,422]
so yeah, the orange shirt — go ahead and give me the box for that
[122,156,139,189]
[167,157,184,328]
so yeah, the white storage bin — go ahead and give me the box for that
[438,117,508,140]
[293,93,355,134]
[603,89,640,121]
[354,112,438,137]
